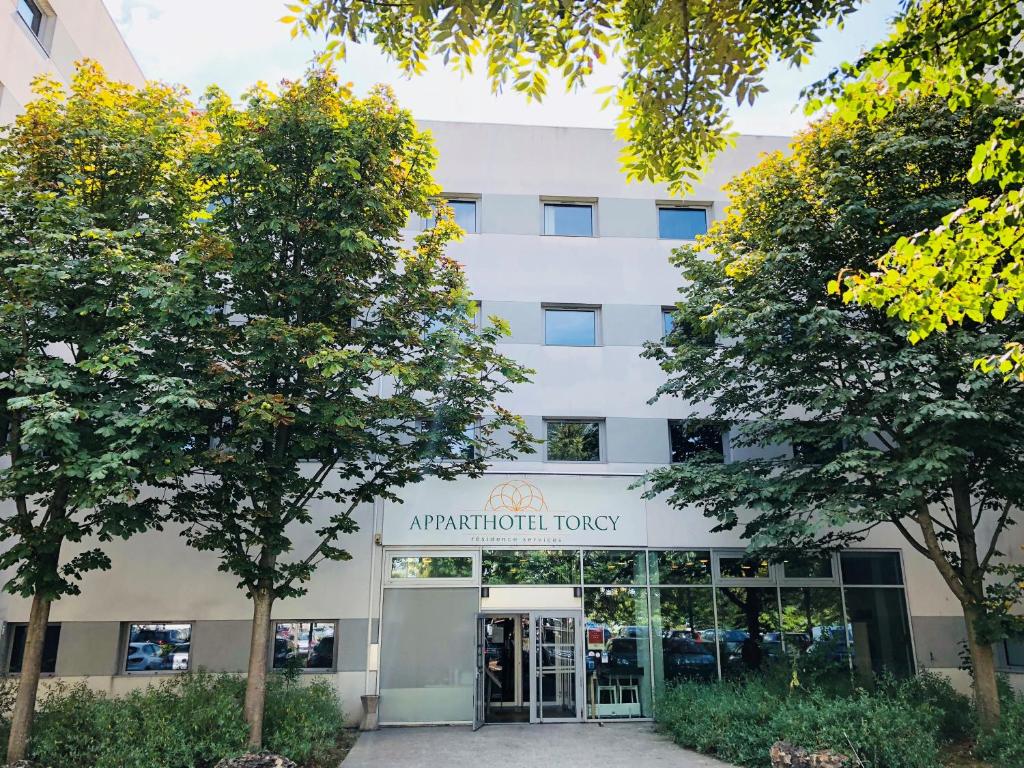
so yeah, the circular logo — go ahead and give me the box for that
[483,480,548,514]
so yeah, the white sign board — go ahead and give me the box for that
[381,474,648,547]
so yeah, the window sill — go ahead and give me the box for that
[541,233,597,238]
[121,670,190,676]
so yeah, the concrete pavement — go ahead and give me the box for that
[341,723,735,767]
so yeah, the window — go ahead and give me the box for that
[273,621,336,670]
[1004,637,1024,668]
[658,206,708,240]
[649,550,712,585]
[124,623,192,672]
[669,420,725,463]
[716,553,772,581]
[545,419,601,462]
[7,624,60,674]
[389,555,474,579]
[17,0,43,37]
[544,307,597,346]
[584,587,652,717]
[583,550,647,585]
[662,308,675,337]
[663,313,716,347]
[781,555,836,581]
[426,198,477,233]
[839,551,903,585]
[543,202,593,236]
[482,549,580,585]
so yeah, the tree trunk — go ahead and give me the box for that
[6,593,52,764]
[964,605,1001,731]
[244,585,275,750]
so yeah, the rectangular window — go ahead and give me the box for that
[583,550,647,585]
[427,198,477,233]
[669,420,725,463]
[717,554,771,580]
[273,621,336,671]
[545,419,601,462]
[650,588,718,687]
[125,623,192,672]
[482,549,580,585]
[544,307,597,346]
[781,555,835,581]
[778,587,847,665]
[7,624,60,674]
[584,587,652,717]
[544,202,593,236]
[716,586,782,678]
[389,555,474,580]
[649,550,712,585]
[662,308,675,337]
[840,551,903,585]
[17,0,43,37]
[844,587,914,678]
[1004,637,1024,668]
[658,206,708,240]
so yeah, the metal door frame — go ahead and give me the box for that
[528,610,584,723]
[473,614,486,730]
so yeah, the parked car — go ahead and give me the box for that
[663,638,717,679]
[126,642,164,671]
[162,643,189,671]
[307,636,334,669]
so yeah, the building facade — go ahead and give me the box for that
[1,0,143,124]
[1,120,1022,727]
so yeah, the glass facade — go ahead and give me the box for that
[381,548,916,723]
[273,621,336,670]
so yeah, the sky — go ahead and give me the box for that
[102,0,901,137]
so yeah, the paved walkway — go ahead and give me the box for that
[342,723,734,767]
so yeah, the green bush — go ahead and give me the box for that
[976,685,1024,767]
[6,671,344,768]
[657,677,946,768]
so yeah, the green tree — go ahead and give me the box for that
[641,98,1024,728]
[812,1,1024,378]
[0,63,210,762]
[173,70,533,749]
[285,0,855,193]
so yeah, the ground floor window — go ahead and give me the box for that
[584,587,653,718]
[124,623,192,672]
[273,621,337,671]
[7,624,60,674]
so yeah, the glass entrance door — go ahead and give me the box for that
[530,612,583,722]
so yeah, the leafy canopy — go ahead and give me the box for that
[171,70,534,600]
[0,62,210,600]
[643,97,1024,639]
[814,0,1024,378]
[286,0,855,193]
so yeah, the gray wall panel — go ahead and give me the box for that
[480,194,538,235]
[338,618,369,671]
[606,417,669,464]
[600,198,656,239]
[55,622,121,676]
[482,301,542,344]
[912,615,967,668]
[191,620,251,673]
[602,304,662,347]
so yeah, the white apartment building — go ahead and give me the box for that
[0,114,1021,725]
[1,0,142,123]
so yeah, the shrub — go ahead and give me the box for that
[657,677,945,768]
[976,685,1024,767]
[8,671,344,768]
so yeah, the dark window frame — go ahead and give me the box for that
[270,619,339,672]
[16,0,44,38]
[668,419,726,464]
[5,622,61,675]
